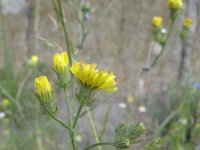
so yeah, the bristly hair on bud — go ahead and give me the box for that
[112,121,145,149]
[35,76,58,115]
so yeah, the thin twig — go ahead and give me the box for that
[87,107,102,150]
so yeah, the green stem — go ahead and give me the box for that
[57,0,73,66]
[16,70,33,101]
[64,88,72,127]
[150,20,174,68]
[73,104,84,128]
[50,114,71,132]
[83,142,113,150]
[99,105,111,141]
[87,107,102,150]
[70,104,84,150]
[0,0,12,75]
[64,88,76,150]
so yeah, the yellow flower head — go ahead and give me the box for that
[184,18,192,28]
[152,16,163,27]
[70,61,117,92]
[53,51,69,74]
[35,76,52,100]
[168,0,182,10]
[1,98,10,106]
[31,55,39,63]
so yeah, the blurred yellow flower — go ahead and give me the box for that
[168,0,182,10]
[70,61,117,92]
[1,98,10,106]
[53,51,69,75]
[152,16,163,27]
[35,76,52,100]
[184,18,192,28]
[31,55,39,63]
[126,95,134,103]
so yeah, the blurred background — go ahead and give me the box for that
[0,0,200,149]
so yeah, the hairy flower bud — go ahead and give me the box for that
[35,76,57,115]
[53,51,70,88]
[113,121,145,149]
[113,137,130,149]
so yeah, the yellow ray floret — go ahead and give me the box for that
[35,76,52,100]
[70,61,117,92]
[168,0,182,10]
[53,51,69,74]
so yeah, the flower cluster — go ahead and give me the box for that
[35,51,118,112]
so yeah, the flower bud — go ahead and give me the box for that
[35,76,57,115]
[184,18,192,29]
[113,121,145,149]
[128,122,145,143]
[113,137,130,149]
[53,51,69,75]
[168,0,182,11]
[152,16,163,28]
[81,2,92,13]
[1,98,10,107]
[53,51,70,88]
[28,55,39,68]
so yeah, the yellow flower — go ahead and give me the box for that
[31,55,39,63]
[168,0,182,10]
[70,61,117,92]
[152,16,163,27]
[35,76,52,100]
[184,18,192,28]
[126,95,134,103]
[53,51,69,74]
[1,98,10,106]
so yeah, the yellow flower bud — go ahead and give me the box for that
[35,76,52,101]
[35,76,57,115]
[152,16,163,27]
[53,51,69,75]
[168,0,182,10]
[184,18,192,29]
[31,55,39,63]
[1,98,10,106]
